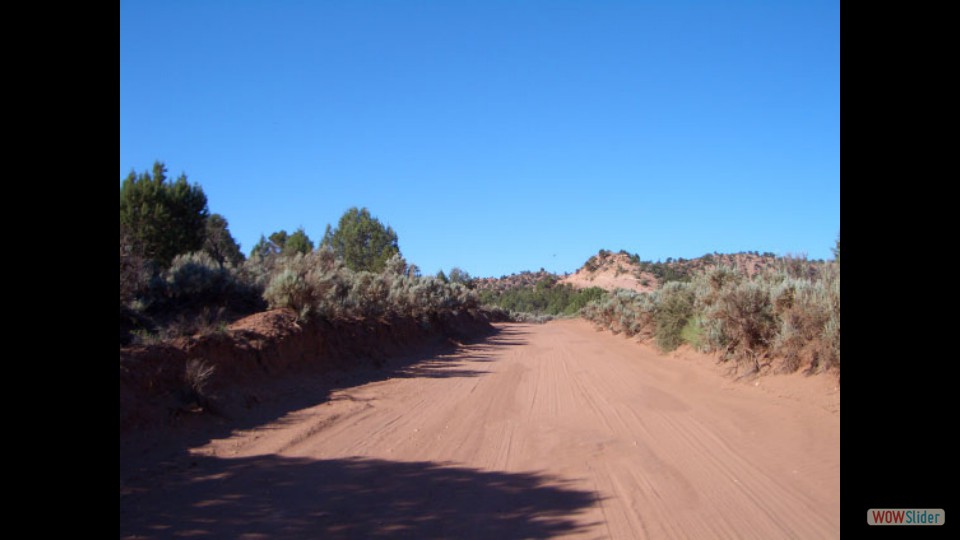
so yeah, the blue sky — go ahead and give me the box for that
[120,0,839,278]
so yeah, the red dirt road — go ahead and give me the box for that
[120,319,839,538]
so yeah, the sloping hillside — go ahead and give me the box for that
[559,249,791,292]
[475,250,817,295]
[559,251,657,292]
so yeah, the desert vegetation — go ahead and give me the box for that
[573,248,799,291]
[582,254,840,375]
[261,249,478,322]
[474,269,559,292]
[120,162,485,346]
[121,161,839,379]
[478,276,606,320]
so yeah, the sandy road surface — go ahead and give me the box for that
[121,319,839,539]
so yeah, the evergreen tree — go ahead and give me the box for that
[203,213,244,267]
[250,234,276,260]
[283,227,314,256]
[325,207,400,272]
[320,224,334,248]
[269,230,289,252]
[119,161,209,267]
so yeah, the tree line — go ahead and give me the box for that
[120,162,401,276]
[120,162,438,344]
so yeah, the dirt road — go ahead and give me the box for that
[120,319,840,539]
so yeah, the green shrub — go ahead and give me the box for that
[258,250,479,322]
[347,271,390,317]
[120,250,264,342]
[710,280,777,367]
[165,252,231,300]
[581,288,657,338]
[680,317,704,350]
[689,265,744,354]
[585,262,839,375]
[771,263,840,372]
[655,282,694,351]
[264,268,314,319]
[152,252,262,314]
[480,279,606,316]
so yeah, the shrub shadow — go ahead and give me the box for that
[392,326,532,379]
[122,325,534,488]
[120,454,599,539]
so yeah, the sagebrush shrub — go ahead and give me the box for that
[581,288,657,338]
[165,252,231,300]
[258,251,479,322]
[655,282,694,351]
[583,260,839,374]
[711,280,777,364]
[264,268,313,319]
[154,252,262,314]
[773,263,839,371]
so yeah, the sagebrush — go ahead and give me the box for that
[582,259,840,373]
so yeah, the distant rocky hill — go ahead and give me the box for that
[476,249,821,293]
[559,251,657,292]
[560,249,788,292]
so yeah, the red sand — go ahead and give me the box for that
[121,319,839,538]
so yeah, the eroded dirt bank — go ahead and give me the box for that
[121,318,839,539]
[120,308,494,432]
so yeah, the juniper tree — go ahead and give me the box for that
[283,227,314,256]
[203,213,244,267]
[120,161,209,267]
[325,207,400,272]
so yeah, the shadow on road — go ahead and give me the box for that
[121,454,599,539]
[393,325,532,379]
[121,325,535,493]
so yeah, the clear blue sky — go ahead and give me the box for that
[120,0,839,278]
